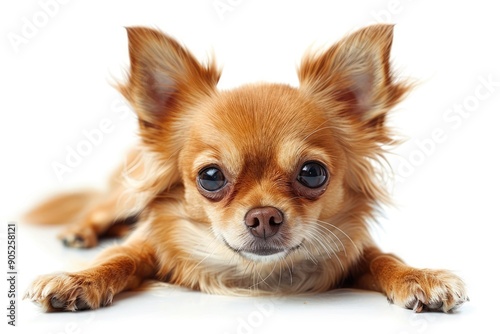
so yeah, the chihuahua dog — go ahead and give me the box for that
[25,24,468,312]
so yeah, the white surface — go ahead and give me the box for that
[1,0,499,332]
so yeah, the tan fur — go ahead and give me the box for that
[24,191,99,226]
[25,147,145,248]
[25,24,468,312]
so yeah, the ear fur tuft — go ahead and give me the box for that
[299,24,411,128]
[119,27,220,125]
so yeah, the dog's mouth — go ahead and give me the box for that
[222,237,302,262]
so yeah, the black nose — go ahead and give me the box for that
[244,207,283,239]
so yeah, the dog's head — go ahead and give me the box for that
[120,25,409,263]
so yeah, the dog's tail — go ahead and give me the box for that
[23,190,99,225]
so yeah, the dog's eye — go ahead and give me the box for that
[198,167,226,192]
[297,162,328,189]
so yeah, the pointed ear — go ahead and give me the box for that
[298,24,410,127]
[119,27,220,127]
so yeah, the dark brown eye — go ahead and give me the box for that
[297,162,328,189]
[198,167,226,192]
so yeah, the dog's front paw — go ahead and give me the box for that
[24,272,113,311]
[387,269,468,313]
[58,225,98,248]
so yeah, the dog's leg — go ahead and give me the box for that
[58,148,145,248]
[57,188,136,248]
[25,232,156,311]
[351,247,468,312]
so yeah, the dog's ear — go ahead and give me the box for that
[298,24,409,129]
[299,24,412,204]
[116,27,220,205]
[119,27,220,127]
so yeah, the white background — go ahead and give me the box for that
[1,0,499,333]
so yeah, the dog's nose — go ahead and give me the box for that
[244,207,283,239]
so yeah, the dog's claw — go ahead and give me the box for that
[389,269,468,313]
[58,227,97,248]
[50,296,67,309]
[75,298,91,310]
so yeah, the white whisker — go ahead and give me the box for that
[282,257,293,286]
[299,243,318,264]
[303,227,335,257]
[307,227,346,272]
[308,222,344,254]
[315,219,361,256]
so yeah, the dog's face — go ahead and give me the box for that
[180,85,347,262]
[120,25,409,263]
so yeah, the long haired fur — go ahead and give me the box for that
[25,24,467,313]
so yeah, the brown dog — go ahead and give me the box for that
[24,24,468,312]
